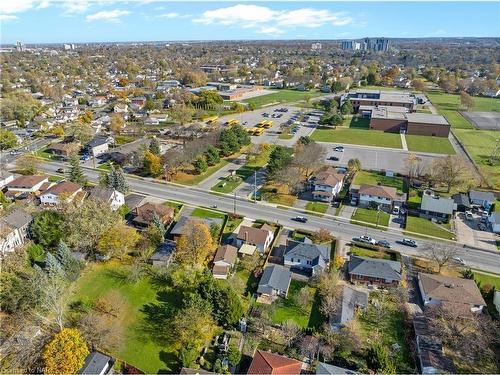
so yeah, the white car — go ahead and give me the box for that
[452,256,466,265]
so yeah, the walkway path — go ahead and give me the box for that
[198,154,247,189]
[400,133,408,151]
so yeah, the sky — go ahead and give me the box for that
[0,0,499,44]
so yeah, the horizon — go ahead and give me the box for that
[1,1,499,44]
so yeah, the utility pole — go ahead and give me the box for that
[233,192,236,215]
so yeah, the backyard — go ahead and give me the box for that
[404,215,455,240]
[405,135,455,155]
[351,208,390,229]
[352,170,406,193]
[70,260,182,373]
[310,117,403,149]
[241,89,325,108]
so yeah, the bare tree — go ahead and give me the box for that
[273,166,303,195]
[294,287,313,311]
[281,320,302,348]
[404,153,427,184]
[36,272,68,331]
[293,141,326,179]
[431,155,472,193]
[460,90,474,110]
[424,244,459,273]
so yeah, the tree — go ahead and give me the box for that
[143,150,164,177]
[219,128,240,156]
[313,228,334,243]
[273,166,303,195]
[42,328,89,375]
[404,153,427,184]
[68,155,87,185]
[105,165,129,193]
[175,222,216,266]
[149,137,161,156]
[227,344,242,366]
[340,99,353,115]
[460,90,474,110]
[56,241,82,281]
[267,146,293,176]
[79,110,93,124]
[179,345,199,368]
[366,342,396,374]
[0,129,18,150]
[411,79,426,92]
[169,305,216,352]
[109,113,125,134]
[98,221,140,259]
[28,243,46,263]
[32,210,64,248]
[205,146,220,166]
[424,244,459,273]
[293,141,326,179]
[281,320,302,348]
[431,155,472,192]
[295,287,313,311]
[15,153,39,175]
[193,156,208,174]
[170,104,194,125]
[195,90,223,109]
[37,271,69,331]
[318,269,342,317]
[67,121,93,145]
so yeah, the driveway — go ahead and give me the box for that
[340,204,356,220]
[234,166,267,198]
[197,154,247,189]
[455,212,498,251]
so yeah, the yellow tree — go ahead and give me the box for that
[42,328,89,374]
[143,150,164,177]
[175,222,216,266]
[170,305,216,351]
[109,114,125,134]
[97,221,140,259]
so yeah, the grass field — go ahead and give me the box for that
[352,170,406,193]
[271,280,323,329]
[191,207,226,220]
[305,201,329,215]
[349,246,394,260]
[71,261,181,373]
[241,89,325,108]
[405,134,456,154]
[311,117,402,148]
[405,215,455,240]
[172,159,230,185]
[473,271,500,289]
[351,207,390,228]
[426,90,500,114]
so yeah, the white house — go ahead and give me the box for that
[418,273,486,313]
[40,181,83,206]
[85,137,109,157]
[5,175,49,195]
[0,209,33,254]
[113,103,128,113]
[0,170,14,189]
[236,224,274,255]
[354,184,398,211]
[489,213,500,233]
[87,187,125,211]
[310,166,344,203]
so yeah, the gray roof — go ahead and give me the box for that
[170,215,223,236]
[452,193,470,208]
[257,264,292,295]
[421,194,454,215]
[78,352,113,374]
[2,209,32,229]
[86,137,108,149]
[348,256,402,282]
[88,186,115,202]
[284,240,330,270]
[124,193,145,210]
[316,362,359,375]
[150,240,176,262]
[406,113,449,125]
[332,285,369,325]
[469,190,495,203]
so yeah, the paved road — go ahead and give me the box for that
[36,159,500,274]
[0,137,53,165]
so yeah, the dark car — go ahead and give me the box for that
[328,156,339,161]
[56,167,64,173]
[397,238,418,247]
[377,240,391,248]
[293,216,308,223]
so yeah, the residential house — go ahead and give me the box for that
[348,255,401,287]
[0,209,33,254]
[419,191,455,222]
[417,273,486,313]
[469,190,495,211]
[46,140,81,158]
[413,315,456,374]
[149,240,176,267]
[452,193,471,213]
[5,175,49,196]
[0,170,15,189]
[78,351,114,375]
[316,362,360,375]
[212,244,238,279]
[489,213,500,233]
[257,264,292,300]
[87,186,125,211]
[145,113,169,125]
[351,184,399,211]
[130,96,147,107]
[114,103,128,113]
[170,215,224,241]
[85,137,109,157]
[330,285,369,328]
[132,202,175,228]
[238,243,257,257]
[284,238,330,276]
[236,224,274,255]
[89,95,107,107]
[309,166,345,203]
[247,350,301,375]
[180,368,215,375]
[40,181,83,206]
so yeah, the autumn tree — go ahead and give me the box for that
[273,166,303,195]
[42,328,89,375]
[67,121,93,145]
[293,140,326,179]
[347,158,361,175]
[143,150,164,177]
[169,305,216,353]
[424,244,459,273]
[281,320,303,348]
[15,153,39,175]
[109,113,125,133]
[404,153,427,184]
[149,137,161,156]
[411,79,426,92]
[460,90,474,110]
[170,104,194,125]
[175,222,216,266]
[98,221,140,259]
[0,129,18,150]
[317,268,342,317]
[313,228,334,243]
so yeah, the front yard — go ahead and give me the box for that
[305,201,329,215]
[171,158,230,186]
[351,208,390,229]
[404,215,455,240]
[352,170,406,193]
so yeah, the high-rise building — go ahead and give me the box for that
[311,42,322,51]
[341,38,389,52]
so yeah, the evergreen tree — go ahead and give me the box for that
[204,146,220,166]
[45,252,63,275]
[194,157,208,174]
[68,155,87,185]
[113,166,129,193]
[152,213,166,241]
[149,137,161,156]
[98,170,108,187]
[107,166,118,189]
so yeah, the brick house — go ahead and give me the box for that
[348,255,401,287]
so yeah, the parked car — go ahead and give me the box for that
[328,156,339,161]
[452,256,466,265]
[397,238,418,247]
[377,240,391,248]
[56,167,64,173]
[334,146,344,152]
[293,216,308,223]
[392,207,400,215]
[465,211,474,221]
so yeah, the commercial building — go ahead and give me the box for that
[346,90,416,112]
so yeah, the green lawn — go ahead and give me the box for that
[473,271,500,289]
[35,146,57,160]
[427,90,500,115]
[305,202,329,215]
[97,161,113,171]
[241,89,325,108]
[404,215,455,240]
[71,261,182,373]
[405,135,456,154]
[48,175,64,182]
[349,246,394,260]
[164,200,183,215]
[114,135,136,145]
[311,126,402,148]
[352,170,406,193]
[172,159,230,186]
[407,188,422,210]
[271,280,323,329]
[452,128,500,188]
[351,208,390,228]
[278,133,294,140]
[191,207,226,220]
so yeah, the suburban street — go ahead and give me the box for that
[36,159,500,274]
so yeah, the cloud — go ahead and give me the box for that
[0,0,35,14]
[86,9,130,22]
[157,12,179,18]
[62,0,90,15]
[0,14,18,21]
[36,1,50,9]
[193,4,353,34]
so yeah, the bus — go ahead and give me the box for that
[253,128,265,136]
[205,116,219,124]
[226,119,240,126]
[262,120,273,128]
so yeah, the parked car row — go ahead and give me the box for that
[352,235,419,249]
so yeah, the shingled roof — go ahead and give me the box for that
[348,255,401,282]
[418,273,485,307]
[359,184,397,200]
[247,350,301,375]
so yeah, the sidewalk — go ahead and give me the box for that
[400,133,408,151]
[197,154,247,189]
